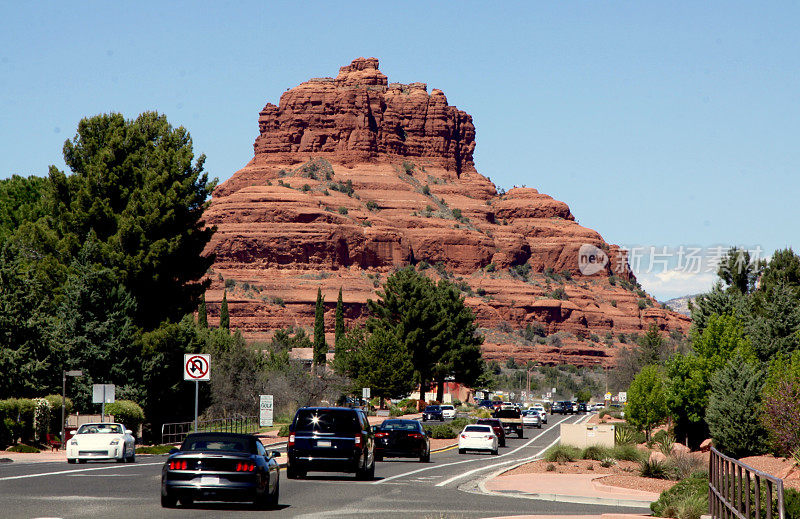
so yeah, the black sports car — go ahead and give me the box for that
[374,419,430,462]
[161,432,280,509]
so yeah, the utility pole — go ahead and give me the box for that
[61,370,82,445]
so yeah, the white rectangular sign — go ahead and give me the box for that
[618,392,627,403]
[259,395,274,427]
[184,354,211,381]
[362,387,370,399]
[92,384,115,404]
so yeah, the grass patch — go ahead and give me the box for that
[136,444,176,455]
[7,444,40,453]
[650,472,708,519]
[581,445,610,460]
[610,444,646,462]
[544,444,581,463]
[639,458,670,479]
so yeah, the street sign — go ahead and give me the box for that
[184,354,211,381]
[259,395,274,427]
[605,392,612,401]
[618,392,627,403]
[362,387,371,399]
[546,392,552,398]
[92,384,115,404]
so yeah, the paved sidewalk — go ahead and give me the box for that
[483,472,659,508]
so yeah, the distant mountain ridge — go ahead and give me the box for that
[662,294,700,317]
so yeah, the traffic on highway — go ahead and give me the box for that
[0,411,637,518]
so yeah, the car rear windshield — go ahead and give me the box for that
[77,424,123,434]
[495,409,520,418]
[464,425,491,433]
[181,435,252,453]
[380,421,420,432]
[293,409,360,434]
[424,406,440,411]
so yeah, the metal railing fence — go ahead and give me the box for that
[161,415,258,445]
[709,446,785,519]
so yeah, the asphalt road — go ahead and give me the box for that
[0,413,647,518]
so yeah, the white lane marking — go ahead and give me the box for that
[435,424,566,487]
[433,412,598,487]
[374,414,576,485]
[0,462,162,481]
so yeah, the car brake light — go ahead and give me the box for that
[235,462,255,472]
[408,433,423,439]
[375,432,388,438]
[288,433,295,448]
[169,460,188,470]
[354,433,363,446]
[486,435,494,439]
[460,434,467,439]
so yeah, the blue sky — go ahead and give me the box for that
[2,1,798,299]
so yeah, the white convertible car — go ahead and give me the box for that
[66,422,136,464]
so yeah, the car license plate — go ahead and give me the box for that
[199,476,219,485]
[317,440,332,447]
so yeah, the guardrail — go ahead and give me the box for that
[709,446,785,519]
[161,415,259,444]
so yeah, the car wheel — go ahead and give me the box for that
[492,447,499,455]
[458,448,465,454]
[440,416,444,422]
[78,459,87,464]
[422,416,427,422]
[518,431,524,439]
[500,440,506,447]
[67,458,76,464]
[160,491,177,508]
[179,496,194,507]
[128,453,136,463]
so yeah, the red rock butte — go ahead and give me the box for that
[202,57,690,366]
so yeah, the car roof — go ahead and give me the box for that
[79,422,124,427]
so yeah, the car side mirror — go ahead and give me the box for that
[371,425,379,433]
[125,429,133,435]
[169,447,179,454]
[270,451,281,459]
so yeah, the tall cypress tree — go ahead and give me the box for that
[313,288,326,367]
[220,290,230,331]
[198,294,208,328]
[335,287,345,347]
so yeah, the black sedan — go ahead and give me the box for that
[422,405,444,422]
[373,419,430,462]
[161,432,280,509]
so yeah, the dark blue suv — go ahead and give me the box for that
[286,407,375,480]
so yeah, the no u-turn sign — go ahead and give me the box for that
[184,354,211,381]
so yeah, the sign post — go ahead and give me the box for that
[92,384,115,421]
[259,395,274,427]
[184,354,211,432]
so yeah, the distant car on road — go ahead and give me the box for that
[374,419,430,462]
[553,401,576,415]
[493,406,524,438]
[522,410,542,429]
[66,422,136,464]
[160,432,280,509]
[440,404,456,420]
[422,405,444,422]
[458,425,498,455]
[476,418,506,447]
[577,402,588,413]
[286,407,375,480]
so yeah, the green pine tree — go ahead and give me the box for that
[335,287,345,347]
[198,294,208,328]
[706,356,767,458]
[220,290,230,330]
[313,288,327,367]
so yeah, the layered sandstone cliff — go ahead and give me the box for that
[202,58,690,366]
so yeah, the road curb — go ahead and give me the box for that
[477,464,653,509]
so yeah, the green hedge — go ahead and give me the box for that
[650,472,708,519]
[104,400,145,434]
[43,395,73,434]
[0,398,36,444]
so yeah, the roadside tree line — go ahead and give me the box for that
[622,247,800,458]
